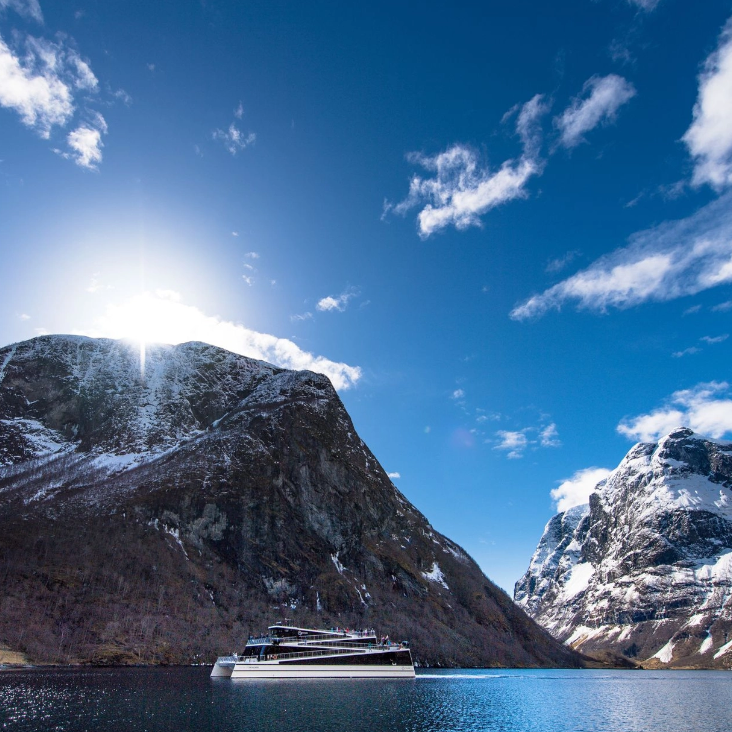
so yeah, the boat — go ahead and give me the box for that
[211,622,415,678]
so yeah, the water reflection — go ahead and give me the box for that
[1,667,730,732]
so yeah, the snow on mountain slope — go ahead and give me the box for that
[0,335,279,469]
[0,335,580,669]
[515,428,732,668]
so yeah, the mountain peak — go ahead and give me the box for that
[516,428,732,669]
[0,335,579,668]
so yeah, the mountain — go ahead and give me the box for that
[515,428,732,669]
[0,335,579,668]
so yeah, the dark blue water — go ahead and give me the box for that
[1,667,730,732]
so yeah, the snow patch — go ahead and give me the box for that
[713,639,732,659]
[650,640,674,664]
[560,563,595,601]
[686,613,706,627]
[331,553,345,574]
[699,633,714,654]
[422,562,449,590]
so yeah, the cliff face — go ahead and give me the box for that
[0,335,578,668]
[515,428,732,668]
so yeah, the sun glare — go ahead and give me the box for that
[78,289,361,390]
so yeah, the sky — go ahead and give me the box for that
[1,0,732,593]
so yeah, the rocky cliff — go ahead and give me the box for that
[0,335,578,668]
[515,428,732,668]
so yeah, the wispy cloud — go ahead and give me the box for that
[672,333,727,357]
[290,312,313,322]
[494,430,529,459]
[316,287,358,312]
[701,334,728,344]
[451,388,465,400]
[555,74,636,149]
[0,0,43,22]
[617,381,732,441]
[550,467,611,513]
[627,0,661,10]
[672,346,701,358]
[387,472,400,479]
[683,18,732,189]
[0,33,97,139]
[244,251,259,259]
[213,123,255,155]
[511,191,732,320]
[80,290,362,391]
[385,94,549,238]
[545,250,581,274]
[539,423,561,447]
[493,421,560,458]
[86,272,110,293]
[712,300,732,312]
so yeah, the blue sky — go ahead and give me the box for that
[2,0,732,592]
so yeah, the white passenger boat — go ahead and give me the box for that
[211,622,415,678]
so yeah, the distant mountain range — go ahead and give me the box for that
[515,428,732,669]
[0,335,578,668]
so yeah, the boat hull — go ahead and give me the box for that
[230,663,415,679]
[211,658,236,677]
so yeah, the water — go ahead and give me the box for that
[1,667,730,732]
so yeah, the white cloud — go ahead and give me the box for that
[672,346,700,358]
[0,33,97,138]
[627,0,661,10]
[65,118,105,169]
[387,472,400,479]
[316,288,358,312]
[712,300,732,312]
[618,382,732,441]
[701,334,728,344]
[231,231,239,237]
[245,251,259,259]
[555,74,636,149]
[78,291,362,391]
[241,275,254,286]
[234,102,243,119]
[511,191,732,320]
[494,430,528,459]
[290,312,312,322]
[551,467,611,513]
[492,420,561,458]
[19,312,30,320]
[539,423,561,447]
[452,389,465,400]
[213,122,255,155]
[683,18,732,189]
[387,94,548,238]
[86,273,103,293]
[0,0,43,22]
[545,250,581,274]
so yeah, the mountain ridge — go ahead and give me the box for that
[0,335,580,668]
[515,427,732,669]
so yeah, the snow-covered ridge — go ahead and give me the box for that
[515,427,732,668]
[0,334,326,473]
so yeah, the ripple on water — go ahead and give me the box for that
[1,667,731,732]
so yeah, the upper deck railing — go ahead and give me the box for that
[240,643,409,663]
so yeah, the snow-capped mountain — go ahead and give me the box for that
[0,335,578,668]
[515,427,732,668]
